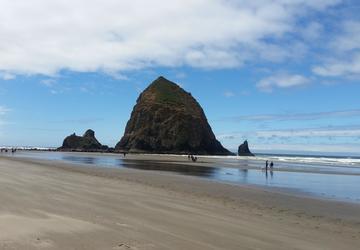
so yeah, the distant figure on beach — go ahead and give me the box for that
[191,155,197,162]
[265,160,269,171]
[188,154,191,160]
[270,161,274,169]
[123,152,127,157]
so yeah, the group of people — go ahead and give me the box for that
[265,160,274,171]
[187,154,198,162]
[0,148,17,153]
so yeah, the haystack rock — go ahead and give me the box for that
[238,140,254,156]
[59,129,108,151]
[115,76,232,155]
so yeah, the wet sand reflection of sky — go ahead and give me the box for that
[11,151,360,204]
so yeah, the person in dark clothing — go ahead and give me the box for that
[191,155,197,162]
[265,160,269,171]
[270,161,274,169]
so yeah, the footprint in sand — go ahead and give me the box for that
[113,243,136,249]
[32,237,54,248]
[116,222,132,228]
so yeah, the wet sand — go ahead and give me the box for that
[1,156,360,250]
[15,150,360,175]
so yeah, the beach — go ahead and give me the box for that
[1,155,360,250]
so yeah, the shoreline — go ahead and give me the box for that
[5,153,360,204]
[7,150,360,176]
[3,155,360,221]
[1,156,360,249]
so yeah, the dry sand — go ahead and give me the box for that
[0,156,360,250]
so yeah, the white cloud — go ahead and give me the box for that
[107,72,129,81]
[331,21,360,52]
[0,0,341,76]
[224,91,235,98]
[256,128,360,138]
[313,52,360,77]
[301,22,323,40]
[228,108,360,122]
[257,73,310,92]
[252,143,360,154]
[174,72,187,79]
[50,89,60,95]
[217,126,360,154]
[40,79,56,87]
[313,21,360,78]
[218,126,360,141]
[0,106,10,116]
[0,72,15,80]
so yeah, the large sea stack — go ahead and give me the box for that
[115,76,232,155]
[59,129,108,151]
[238,140,254,156]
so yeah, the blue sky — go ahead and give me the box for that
[0,0,360,155]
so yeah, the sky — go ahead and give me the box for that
[0,0,360,156]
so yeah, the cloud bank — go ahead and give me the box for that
[257,73,310,92]
[313,20,360,78]
[256,127,360,138]
[217,126,360,154]
[227,108,360,122]
[0,0,342,76]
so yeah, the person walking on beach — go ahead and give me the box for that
[265,160,269,171]
[191,155,198,162]
[270,161,274,169]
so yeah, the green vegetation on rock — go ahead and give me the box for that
[149,76,183,105]
[116,76,232,155]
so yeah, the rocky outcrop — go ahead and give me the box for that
[58,129,108,151]
[238,140,254,156]
[115,76,232,155]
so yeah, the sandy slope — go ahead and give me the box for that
[0,156,359,250]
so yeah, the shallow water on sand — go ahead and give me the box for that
[7,151,360,204]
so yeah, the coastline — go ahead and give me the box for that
[10,150,360,176]
[1,156,360,249]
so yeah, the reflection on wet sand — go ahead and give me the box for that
[56,155,360,203]
[7,151,360,203]
[62,156,96,165]
[120,159,217,177]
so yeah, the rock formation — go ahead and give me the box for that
[115,76,232,155]
[59,129,108,151]
[238,140,254,156]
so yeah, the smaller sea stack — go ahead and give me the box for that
[58,129,108,151]
[238,140,254,156]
